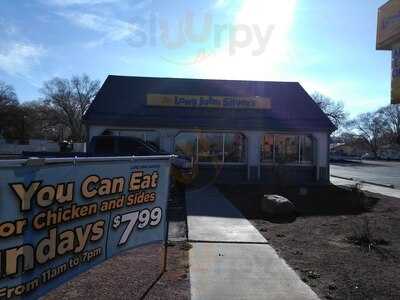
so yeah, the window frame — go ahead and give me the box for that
[300,135,314,165]
[174,131,248,165]
[223,132,247,164]
[174,131,199,162]
[260,133,314,166]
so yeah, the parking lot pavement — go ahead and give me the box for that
[331,160,400,189]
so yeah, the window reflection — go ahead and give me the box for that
[175,132,197,161]
[261,135,274,162]
[275,135,299,163]
[261,134,313,164]
[198,133,223,162]
[224,133,246,163]
[174,132,246,164]
[301,135,313,163]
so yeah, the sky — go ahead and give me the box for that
[0,0,392,117]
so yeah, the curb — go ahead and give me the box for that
[331,175,395,189]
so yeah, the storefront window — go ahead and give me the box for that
[198,133,223,162]
[224,133,246,162]
[300,135,313,164]
[174,132,197,161]
[275,135,299,163]
[174,132,246,164]
[261,135,274,162]
[261,134,313,164]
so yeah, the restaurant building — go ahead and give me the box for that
[84,75,335,185]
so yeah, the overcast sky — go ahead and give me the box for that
[0,0,391,116]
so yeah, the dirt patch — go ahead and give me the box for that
[218,184,400,300]
[43,242,190,300]
[44,191,190,300]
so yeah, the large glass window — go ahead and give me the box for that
[261,134,313,164]
[198,133,223,162]
[300,135,313,164]
[224,133,246,163]
[175,132,197,161]
[174,132,246,164]
[261,135,274,162]
[275,135,299,163]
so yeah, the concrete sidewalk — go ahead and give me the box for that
[331,176,400,199]
[186,186,319,300]
[186,186,265,243]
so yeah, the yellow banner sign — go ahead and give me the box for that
[392,47,400,104]
[377,0,400,50]
[147,94,271,110]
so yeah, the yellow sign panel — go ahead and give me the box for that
[377,0,400,50]
[392,47,400,104]
[147,94,271,110]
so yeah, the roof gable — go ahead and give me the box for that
[84,75,336,132]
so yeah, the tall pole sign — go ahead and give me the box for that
[377,0,400,104]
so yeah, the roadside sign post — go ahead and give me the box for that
[0,155,172,299]
[377,0,400,104]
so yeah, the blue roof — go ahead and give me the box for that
[84,75,336,132]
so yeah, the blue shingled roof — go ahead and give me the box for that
[84,75,336,132]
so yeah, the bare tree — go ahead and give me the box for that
[311,92,347,129]
[0,81,22,139]
[0,81,18,106]
[379,104,400,145]
[40,74,100,142]
[19,101,58,140]
[348,112,389,158]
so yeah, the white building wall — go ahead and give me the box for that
[312,132,329,167]
[242,131,261,165]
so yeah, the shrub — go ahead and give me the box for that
[346,218,390,256]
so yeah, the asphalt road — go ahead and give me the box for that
[331,160,400,189]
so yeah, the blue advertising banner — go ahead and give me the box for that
[0,156,171,299]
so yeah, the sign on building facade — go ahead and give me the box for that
[147,93,272,110]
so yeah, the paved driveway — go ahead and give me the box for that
[186,186,319,300]
[331,160,400,189]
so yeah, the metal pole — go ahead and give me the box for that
[162,162,172,273]
[163,202,170,273]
